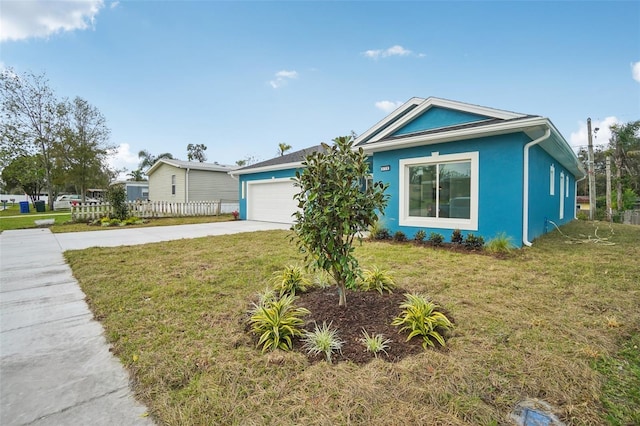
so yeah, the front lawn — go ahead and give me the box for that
[65,221,640,425]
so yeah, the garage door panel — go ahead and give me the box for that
[247,180,299,224]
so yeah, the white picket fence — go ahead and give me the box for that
[71,200,239,221]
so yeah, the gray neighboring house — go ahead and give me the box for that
[122,181,149,201]
[147,158,239,203]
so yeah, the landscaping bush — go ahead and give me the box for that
[486,232,513,254]
[393,231,407,242]
[271,265,310,296]
[451,229,463,244]
[391,293,453,349]
[302,321,344,363]
[428,232,444,246]
[464,233,484,250]
[413,229,426,243]
[360,329,391,358]
[106,184,129,221]
[360,266,396,294]
[249,293,309,352]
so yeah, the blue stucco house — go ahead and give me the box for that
[230,97,586,247]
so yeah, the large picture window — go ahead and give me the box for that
[399,152,478,230]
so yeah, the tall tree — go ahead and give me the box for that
[54,97,113,201]
[608,120,640,210]
[1,154,46,204]
[187,143,207,162]
[292,136,389,307]
[277,143,292,156]
[138,150,173,170]
[0,68,64,209]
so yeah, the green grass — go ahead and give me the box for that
[64,221,640,425]
[0,202,233,232]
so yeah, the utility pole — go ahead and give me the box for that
[606,156,612,221]
[587,118,596,220]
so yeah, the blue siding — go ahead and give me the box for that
[238,168,299,220]
[372,133,529,246]
[527,145,575,242]
[392,106,489,136]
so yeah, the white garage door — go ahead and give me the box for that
[247,179,299,223]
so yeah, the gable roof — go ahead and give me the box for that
[147,158,238,176]
[229,145,325,176]
[355,97,585,178]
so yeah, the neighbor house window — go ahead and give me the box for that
[399,152,478,230]
[171,175,176,195]
[565,176,569,198]
[550,164,555,196]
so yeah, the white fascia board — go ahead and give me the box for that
[367,97,527,144]
[229,161,304,177]
[361,116,549,154]
[354,97,425,145]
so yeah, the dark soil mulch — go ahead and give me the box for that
[292,287,448,364]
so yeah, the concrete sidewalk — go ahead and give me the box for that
[0,221,289,425]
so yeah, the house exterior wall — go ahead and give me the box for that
[187,169,239,202]
[393,107,487,136]
[148,163,185,202]
[527,144,576,242]
[126,184,149,202]
[238,169,298,220]
[371,133,529,245]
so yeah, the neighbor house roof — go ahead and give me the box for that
[147,158,238,176]
[354,97,585,178]
[229,145,325,176]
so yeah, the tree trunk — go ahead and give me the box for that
[337,281,347,307]
[615,156,623,212]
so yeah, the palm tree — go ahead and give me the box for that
[127,169,146,181]
[277,143,292,156]
[138,150,174,170]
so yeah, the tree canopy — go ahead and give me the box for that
[292,136,389,307]
[187,143,207,162]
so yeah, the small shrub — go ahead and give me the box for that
[577,211,588,220]
[106,183,129,221]
[271,265,310,296]
[249,293,309,353]
[428,232,444,246]
[414,229,426,242]
[232,210,239,220]
[302,321,344,363]
[375,228,391,240]
[360,266,396,294]
[124,216,144,225]
[486,232,514,254]
[370,220,391,240]
[451,229,463,244]
[391,293,453,349]
[109,218,122,226]
[393,231,407,242]
[463,233,484,250]
[360,329,391,358]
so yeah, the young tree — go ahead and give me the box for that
[187,143,207,162]
[54,97,113,201]
[292,136,389,307]
[277,143,292,156]
[0,68,64,209]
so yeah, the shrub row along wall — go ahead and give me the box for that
[71,200,239,221]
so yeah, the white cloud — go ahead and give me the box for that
[569,116,620,150]
[107,143,139,180]
[110,1,120,9]
[363,45,421,60]
[0,0,104,42]
[375,100,403,113]
[269,70,298,89]
[632,61,640,83]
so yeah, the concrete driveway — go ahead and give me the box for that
[0,221,289,425]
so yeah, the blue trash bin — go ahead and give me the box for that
[19,201,30,214]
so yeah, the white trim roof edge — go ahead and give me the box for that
[229,161,304,177]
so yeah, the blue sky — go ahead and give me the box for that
[1,0,639,176]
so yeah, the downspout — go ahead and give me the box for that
[574,176,587,219]
[522,127,551,247]
[185,168,190,203]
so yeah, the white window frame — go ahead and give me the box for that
[399,151,479,231]
[559,172,565,220]
[550,164,555,196]
[171,175,176,196]
[565,175,569,198]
